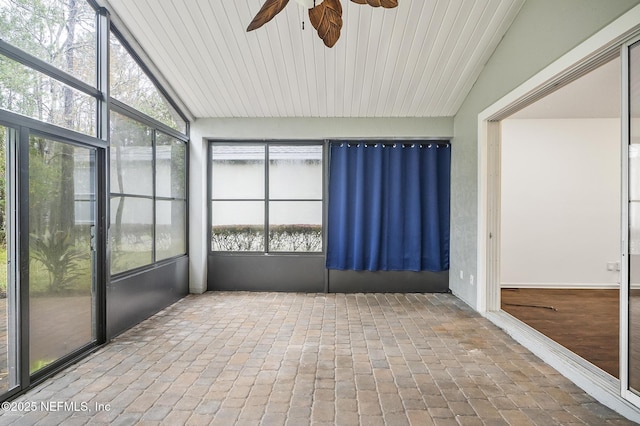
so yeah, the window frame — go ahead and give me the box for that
[109,104,188,277]
[154,130,187,262]
[108,27,188,135]
[209,140,325,255]
[0,0,191,403]
[0,0,99,88]
[105,19,189,277]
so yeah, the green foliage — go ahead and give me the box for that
[28,137,79,248]
[0,0,183,134]
[0,0,97,131]
[30,231,86,293]
[0,0,189,281]
[110,250,153,276]
[30,358,54,373]
[0,0,96,79]
[0,129,5,247]
[269,224,323,252]
[212,225,264,252]
[0,248,6,297]
[212,224,322,252]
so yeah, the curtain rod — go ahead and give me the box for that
[335,142,450,148]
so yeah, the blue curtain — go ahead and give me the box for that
[326,142,450,272]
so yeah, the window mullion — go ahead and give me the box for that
[96,8,110,143]
[264,143,270,253]
[0,40,100,98]
[152,130,157,263]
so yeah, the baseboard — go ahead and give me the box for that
[328,269,449,293]
[501,282,619,290]
[484,310,640,423]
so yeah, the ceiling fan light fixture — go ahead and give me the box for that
[294,0,319,7]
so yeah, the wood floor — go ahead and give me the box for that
[501,288,619,378]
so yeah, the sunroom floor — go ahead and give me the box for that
[0,291,633,425]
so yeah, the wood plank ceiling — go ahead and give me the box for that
[100,0,525,119]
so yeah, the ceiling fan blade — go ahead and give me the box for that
[350,0,398,8]
[309,0,343,47]
[247,0,290,32]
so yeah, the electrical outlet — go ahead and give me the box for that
[470,275,474,285]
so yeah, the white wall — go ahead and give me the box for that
[500,118,620,288]
[450,0,640,308]
[189,117,454,293]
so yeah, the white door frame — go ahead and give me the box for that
[621,34,640,408]
[477,4,640,418]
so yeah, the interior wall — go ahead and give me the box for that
[189,117,454,293]
[450,0,640,308]
[500,118,620,288]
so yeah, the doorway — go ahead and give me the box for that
[498,57,622,377]
[0,122,105,401]
[480,23,640,415]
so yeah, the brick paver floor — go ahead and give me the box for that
[0,292,636,425]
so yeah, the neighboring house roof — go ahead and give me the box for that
[212,145,323,161]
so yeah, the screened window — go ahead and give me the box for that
[108,23,188,275]
[0,57,96,134]
[156,132,187,261]
[110,32,186,133]
[110,112,153,274]
[211,143,323,253]
[110,113,187,275]
[0,0,190,401]
[0,0,97,85]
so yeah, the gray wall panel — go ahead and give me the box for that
[107,256,189,339]
[208,254,448,293]
[208,255,325,292]
[328,270,449,293]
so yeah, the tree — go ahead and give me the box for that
[109,33,183,130]
[0,0,96,292]
[0,0,188,278]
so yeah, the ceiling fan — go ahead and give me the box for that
[247,0,398,48]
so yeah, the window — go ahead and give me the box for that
[210,143,323,253]
[0,0,190,402]
[110,112,153,274]
[108,21,188,276]
[110,32,186,133]
[0,0,98,136]
[0,56,97,135]
[0,0,97,85]
[155,132,186,261]
[110,113,187,275]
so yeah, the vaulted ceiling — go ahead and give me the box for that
[99,0,525,119]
